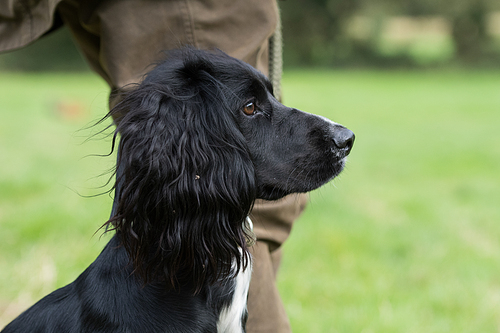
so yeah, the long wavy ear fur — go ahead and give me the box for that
[105,50,256,292]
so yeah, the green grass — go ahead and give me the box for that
[1,70,499,332]
[0,73,114,324]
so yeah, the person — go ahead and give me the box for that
[0,1,308,331]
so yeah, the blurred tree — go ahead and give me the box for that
[281,0,500,67]
[374,0,497,64]
[450,0,489,63]
[281,0,362,67]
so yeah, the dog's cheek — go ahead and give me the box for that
[239,118,272,163]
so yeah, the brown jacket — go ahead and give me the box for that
[0,0,276,88]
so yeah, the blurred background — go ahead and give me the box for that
[1,0,500,332]
[2,0,500,70]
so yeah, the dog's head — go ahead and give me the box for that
[106,49,354,290]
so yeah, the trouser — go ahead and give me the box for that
[54,1,308,331]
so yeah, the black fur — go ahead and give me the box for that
[2,48,354,333]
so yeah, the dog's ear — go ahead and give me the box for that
[106,60,255,291]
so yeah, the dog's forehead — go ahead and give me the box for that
[210,55,269,84]
[198,54,274,96]
[223,60,273,95]
[148,49,274,97]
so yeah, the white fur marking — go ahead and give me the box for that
[216,218,254,332]
[216,256,252,333]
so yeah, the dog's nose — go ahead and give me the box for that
[333,126,355,154]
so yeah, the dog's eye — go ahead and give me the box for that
[243,101,256,115]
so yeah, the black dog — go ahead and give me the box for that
[2,49,354,333]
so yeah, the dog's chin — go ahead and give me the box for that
[256,159,346,201]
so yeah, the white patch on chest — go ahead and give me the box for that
[217,217,255,333]
[216,217,254,332]
[216,254,252,332]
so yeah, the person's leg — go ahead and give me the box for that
[58,1,305,331]
[59,0,276,88]
[247,194,309,333]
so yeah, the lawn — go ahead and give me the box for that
[1,70,499,332]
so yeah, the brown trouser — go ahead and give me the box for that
[0,1,308,331]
